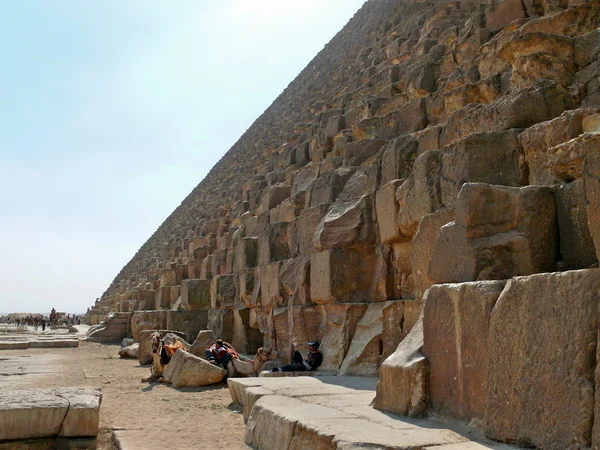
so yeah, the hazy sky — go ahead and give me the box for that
[0,0,366,314]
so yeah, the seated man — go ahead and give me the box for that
[276,341,323,372]
[205,339,238,368]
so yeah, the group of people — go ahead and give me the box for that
[205,339,323,372]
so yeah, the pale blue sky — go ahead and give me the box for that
[0,0,366,314]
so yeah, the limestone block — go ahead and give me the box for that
[260,262,284,308]
[188,329,214,358]
[159,269,177,287]
[430,183,557,284]
[314,195,377,250]
[236,268,255,308]
[85,312,131,342]
[210,275,236,309]
[342,139,386,167]
[291,163,320,196]
[289,204,329,255]
[273,307,292,362]
[585,153,600,260]
[412,208,456,301]
[118,343,139,359]
[546,133,600,183]
[374,318,428,417]
[520,108,598,185]
[556,179,598,269]
[138,330,187,365]
[352,99,427,140]
[279,256,311,306]
[255,307,276,351]
[155,286,175,310]
[211,248,227,276]
[258,222,291,265]
[180,279,211,310]
[137,289,156,310]
[380,136,419,185]
[166,310,208,343]
[396,151,443,238]
[339,300,405,377]
[163,349,226,388]
[131,310,167,342]
[207,309,234,342]
[262,184,291,211]
[486,269,600,449]
[307,168,354,207]
[200,254,213,279]
[288,305,325,357]
[0,388,102,440]
[424,281,505,421]
[376,180,405,244]
[232,308,263,354]
[320,303,368,372]
[324,115,345,138]
[440,130,525,207]
[310,246,378,304]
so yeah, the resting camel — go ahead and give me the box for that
[226,348,281,377]
[141,332,189,383]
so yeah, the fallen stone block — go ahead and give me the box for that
[85,312,131,343]
[118,343,139,359]
[0,387,101,440]
[163,349,226,388]
[374,318,428,417]
[188,329,214,358]
[486,269,600,449]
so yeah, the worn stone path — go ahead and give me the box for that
[229,376,517,450]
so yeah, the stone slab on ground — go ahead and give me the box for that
[0,338,79,350]
[228,376,518,449]
[0,387,102,441]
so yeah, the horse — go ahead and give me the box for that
[226,348,281,378]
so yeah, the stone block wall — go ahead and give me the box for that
[86,0,600,414]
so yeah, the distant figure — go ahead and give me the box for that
[275,341,323,372]
[41,318,46,331]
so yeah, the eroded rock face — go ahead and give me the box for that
[486,269,600,449]
[163,349,226,388]
[585,153,600,260]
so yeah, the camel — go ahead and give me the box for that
[226,348,281,377]
[142,332,189,383]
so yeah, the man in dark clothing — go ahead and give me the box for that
[277,341,323,372]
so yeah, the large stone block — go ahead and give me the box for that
[556,179,598,269]
[380,136,419,185]
[231,308,263,354]
[396,151,443,238]
[585,153,600,260]
[163,349,226,387]
[412,208,456,301]
[289,204,329,255]
[235,237,258,271]
[376,180,405,244]
[423,281,506,421]
[180,279,211,310]
[314,195,377,250]
[342,139,386,167]
[262,184,291,211]
[320,303,368,372]
[131,310,167,342]
[430,183,557,284]
[258,222,291,265]
[259,262,285,308]
[307,168,354,207]
[486,270,600,449]
[310,246,378,304]
[288,305,325,357]
[440,130,526,207]
[374,318,428,417]
[279,256,311,306]
[207,309,234,343]
[166,310,208,343]
[338,300,405,377]
[210,275,236,309]
[188,329,214,358]
[0,387,102,440]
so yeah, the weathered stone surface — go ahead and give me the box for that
[314,195,376,250]
[180,279,211,310]
[85,312,130,342]
[262,184,291,211]
[307,168,354,207]
[166,310,208,343]
[260,262,284,308]
[424,281,506,422]
[279,256,311,306]
[556,179,598,269]
[412,208,456,301]
[210,275,236,309]
[342,139,386,167]
[376,179,405,244]
[380,136,419,185]
[585,153,600,260]
[258,222,291,264]
[0,387,101,440]
[163,349,226,388]
[374,318,427,417]
[131,311,167,342]
[207,309,234,342]
[310,246,378,304]
[440,130,526,207]
[138,329,187,365]
[430,183,557,284]
[338,300,405,377]
[486,269,600,449]
[396,151,443,238]
[188,329,214,358]
[118,343,139,359]
[320,303,368,372]
[289,204,329,255]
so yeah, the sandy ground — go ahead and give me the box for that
[0,340,249,450]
